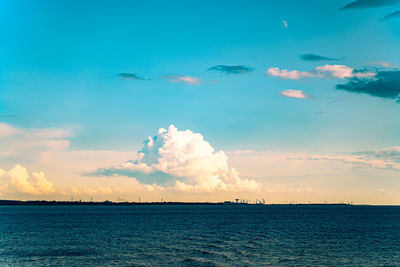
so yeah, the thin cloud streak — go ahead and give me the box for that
[340,0,399,10]
[208,65,253,75]
[300,53,339,61]
[118,73,145,80]
[380,10,400,20]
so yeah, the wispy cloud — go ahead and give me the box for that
[299,53,339,62]
[227,148,400,182]
[381,10,400,20]
[279,89,308,99]
[305,147,400,170]
[267,64,376,80]
[368,61,397,68]
[336,70,400,102]
[0,114,19,119]
[340,0,399,10]
[165,75,202,85]
[118,73,145,80]
[354,146,400,163]
[303,154,400,170]
[316,65,375,79]
[267,68,314,79]
[71,186,116,196]
[0,122,76,158]
[0,123,19,138]
[208,65,253,75]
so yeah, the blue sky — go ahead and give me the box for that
[0,0,400,203]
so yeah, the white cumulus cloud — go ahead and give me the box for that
[0,164,55,195]
[279,89,308,99]
[90,125,258,192]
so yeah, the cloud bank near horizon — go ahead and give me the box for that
[0,164,55,196]
[229,146,400,172]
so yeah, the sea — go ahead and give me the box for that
[0,205,399,266]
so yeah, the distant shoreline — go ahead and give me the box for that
[0,200,356,206]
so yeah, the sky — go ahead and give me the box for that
[1,0,400,204]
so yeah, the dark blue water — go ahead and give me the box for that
[0,205,399,266]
